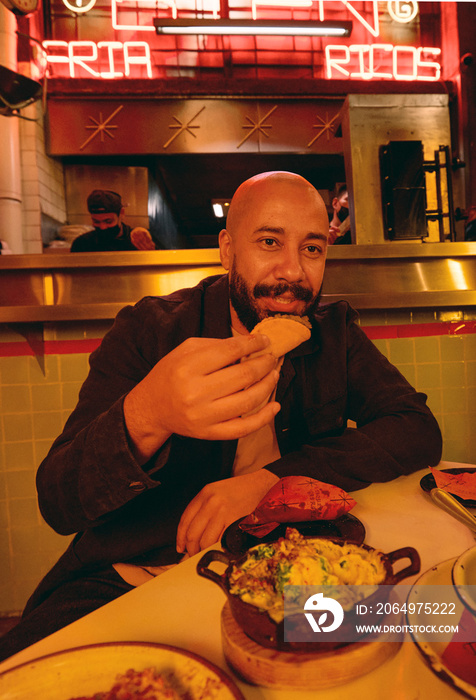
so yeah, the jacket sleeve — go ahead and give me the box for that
[266,306,443,492]
[36,301,171,536]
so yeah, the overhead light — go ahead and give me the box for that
[154,19,352,37]
[212,199,231,218]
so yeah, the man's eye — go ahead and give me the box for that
[305,245,322,255]
[262,238,277,247]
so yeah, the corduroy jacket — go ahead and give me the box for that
[35,274,442,580]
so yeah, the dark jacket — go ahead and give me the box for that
[35,274,442,578]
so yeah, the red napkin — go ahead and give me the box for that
[441,608,476,685]
[430,467,476,500]
[239,476,356,537]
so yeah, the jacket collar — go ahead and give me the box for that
[202,274,232,339]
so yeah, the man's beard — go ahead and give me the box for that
[229,264,321,332]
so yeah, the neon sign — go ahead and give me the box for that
[46,0,442,82]
[44,41,153,78]
[326,45,441,81]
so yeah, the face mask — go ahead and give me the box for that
[337,206,349,223]
[95,224,121,237]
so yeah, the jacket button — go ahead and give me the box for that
[129,481,146,492]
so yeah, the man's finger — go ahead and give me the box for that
[176,494,203,553]
[185,334,272,376]
[199,400,281,442]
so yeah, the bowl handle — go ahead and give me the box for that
[196,549,232,592]
[386,546,421,583]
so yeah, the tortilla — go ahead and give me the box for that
[249,315,311,358]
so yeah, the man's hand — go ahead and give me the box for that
[130,227,155,250]
[124,333,280,463]
[328,224,340,245]
[176,469,279,555]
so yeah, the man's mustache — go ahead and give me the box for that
[253,282,313,302]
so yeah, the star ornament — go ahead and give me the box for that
[80,105,124,151]
[307,110,341,148]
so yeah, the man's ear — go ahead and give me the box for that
[331,197,338,210]
[218,228,231,271]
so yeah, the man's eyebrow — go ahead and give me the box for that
[253,226,285,235]
[252,227,328,242]
[307,232,329,244]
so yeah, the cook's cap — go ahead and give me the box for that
[87,190,123,214]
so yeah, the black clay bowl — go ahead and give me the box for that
[197,538,420,652]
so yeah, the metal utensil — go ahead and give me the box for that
[430,487,476,534]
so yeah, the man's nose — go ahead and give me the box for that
[273,248,304,282]
[97,222,109,230]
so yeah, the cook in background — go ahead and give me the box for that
[464,205,476,241]
[0,171,442,661]
[328,183,352,245]
[70,189,156,252]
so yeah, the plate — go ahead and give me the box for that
[407,558,476,699]
[221,513,366,555]
[0,642,244,700]
[420,468,476,507]
[452,544,476,615]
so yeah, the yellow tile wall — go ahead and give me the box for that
[1,311,476,615]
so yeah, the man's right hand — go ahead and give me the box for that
[123,333,280,463]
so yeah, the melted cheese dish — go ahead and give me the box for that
[229,528,386,622]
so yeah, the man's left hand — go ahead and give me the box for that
[176,469,279,556]
[130,227,155,250]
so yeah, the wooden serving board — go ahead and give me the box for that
[221,603,401,690]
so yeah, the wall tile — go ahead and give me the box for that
[414,336,440,364]
[1,385,31,413]
[0,356,30,384]
[31,384,61,412]
[416,363,441,390]
[3,442,35,472]
[3,413,34,442]
[464,335,476,362]
[396,364,416,386]
[442,386,468,414]
[62,382,82,411]
[465,362,476,388]
[29,355,59,384]
[371,339,389,356]
[389,338,415,365]
[6,471,38,500]
[59,354,89,382]
[440,335,465,361]
[440,362,466,389]
[32,411,64,440]
[8,498,40,528]
[0,500,9,530]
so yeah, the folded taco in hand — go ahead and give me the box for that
[249,314,312,359]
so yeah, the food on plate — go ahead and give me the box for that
[229,528,386,622]
[249,314,312,359]
[239,475,356,537]
[70,665,224,699]
[70,667,179,699]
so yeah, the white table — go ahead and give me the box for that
[1,461,475,699]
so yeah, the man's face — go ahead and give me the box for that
[90,212,121,231]
[219,177,329,333]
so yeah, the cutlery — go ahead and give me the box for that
[430,488,476,534]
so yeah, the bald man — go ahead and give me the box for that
[0,172,441,660]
